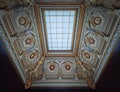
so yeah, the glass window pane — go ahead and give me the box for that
[45,16,50,22]
[69,28,72,33]
[63,23,69,28]
[51,28,56,33]
[47,28,51,33]
[63,11,70,15]
[57,34,62,38]
[46,23,50,28]
[44,10,75,50]
[52,39,57,42]
[69,34,72,39]
[63,16,69,23]
[50,16,56,22]
[57,11,63,15]
[63,34,67,39]
[57,23,62,28]
[68,39,72,43]
[52,34,56,38]
[69,23,74,28]
[70,11,75,16]
[57,16,62,22]
[63,28,69,33]
[50,11,56,15]
[57,29,62,34]
[70,16,74,22]
[45,11,49,15]
[51,23,56,28]
[63,39,67,43]
[58,44,62,47]
[58,39,62,43]
[68,43,71,48]
[63,43,67,46]
[52,43,57,47]
[47,34,51,39]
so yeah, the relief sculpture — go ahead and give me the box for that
[25,56,44,89]
[76,57,95,89]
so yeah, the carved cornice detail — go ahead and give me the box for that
[85,0,120,10]
[76,57,95,89]
[25,56,44,89]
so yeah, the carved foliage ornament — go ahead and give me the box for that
[1,0,31,10]
[87,0,120,9]
[25,57,44,89]
[77,58,95,89]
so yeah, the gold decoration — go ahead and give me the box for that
[25,79,32,89]
[82,62,94,75]
[25,38,32,44]
[85,53,90,59]
[94,17,101,25]
[25,56,44,89]
[81,50,91,59]
[29,50,39,60]
[30,53,35,59]
[89,38,95,44]
[49,64,55,70]
[65,64,71,71]
[76,57,95,89]
[85,76,96,89]
[19,17,26,25]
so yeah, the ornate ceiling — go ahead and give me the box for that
[0,0,120,90]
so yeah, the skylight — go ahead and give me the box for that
[44,10,75,51]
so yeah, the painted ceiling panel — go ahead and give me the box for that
[0,0,120,90]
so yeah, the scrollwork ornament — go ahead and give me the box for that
[76,57,95,89]
[25,56,44,89]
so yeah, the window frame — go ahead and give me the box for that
[43,9,77,52]
[35,3,85,57]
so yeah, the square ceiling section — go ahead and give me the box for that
[36,3,85,57]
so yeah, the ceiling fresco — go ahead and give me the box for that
[0,0,120,90]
